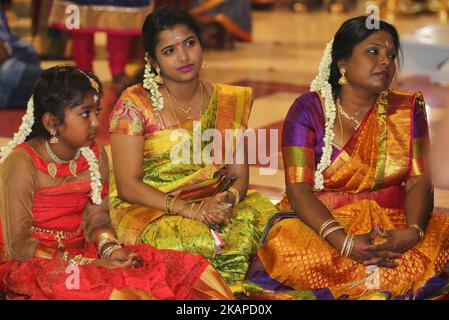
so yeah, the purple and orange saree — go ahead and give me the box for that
[243,90,449,300]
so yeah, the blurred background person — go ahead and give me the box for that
[0,0,41,109]
[48,0,154,87]
[157,0,253,49]
[191,0,253,49]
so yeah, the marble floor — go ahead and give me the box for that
[1,6,449,208]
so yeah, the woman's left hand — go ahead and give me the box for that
[199,192,233,229]
[361,225,420,266]
[108,248,144,269]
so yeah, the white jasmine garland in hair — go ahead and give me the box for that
[0,96,35,163]
[310,39,336,191]
[143,62,164,112]
[310,39,334,93]
[80,147,103,205]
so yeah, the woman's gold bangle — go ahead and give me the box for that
[408,224,424,240]
[94,231,117,247]
[318,219,339,237]
[344,235,355,257]
[322,225,344,240]
[97,238,121,256]
[189,202,196,219]
[193,200,205,219]
[228,187,240,207]
[169,195,178,214]
[165,193,177,214]
[165,193,172,214]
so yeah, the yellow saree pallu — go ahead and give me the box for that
[109,83,278,293]
[243,90,449,300]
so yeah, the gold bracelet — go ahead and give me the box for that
[94,231,117,248]
[169,195,178,215]
[228,187,240,207]
[340,235,349,256]
[193,200,205,219]
[318,219,339,237]
[165,193,174,214]
[322,225,344,240]
[344,235,355,257]
[101,244,122,260]
[188,202,196,219]
[408,224,425,240]
[97,238,121,256]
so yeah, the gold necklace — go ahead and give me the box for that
[336,98,361,129]
[164,81,203,120]
[164,86,181,128]
[45,140,80,178]
[337,104,344,147]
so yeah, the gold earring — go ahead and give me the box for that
[201,61,208,69]
[49,130,59,144]
[154,66,164,85]
[338,68,348,86]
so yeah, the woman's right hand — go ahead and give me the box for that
[92,248,144,270]
[347,231,401,268]
[196,192,233,228]
[330,229,400,268]
[345,232,377,264]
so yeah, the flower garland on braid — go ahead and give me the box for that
[143,58,164,112]
[310,38,337,191]
[80,146,103,205]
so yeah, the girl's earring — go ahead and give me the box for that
[154,66,164,85]
[338,68,349,86]
[201,61,208,69]
[49,130,59,144]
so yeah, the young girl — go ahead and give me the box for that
[0,65,234,300]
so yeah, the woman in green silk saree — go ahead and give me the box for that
[108,7,277,293]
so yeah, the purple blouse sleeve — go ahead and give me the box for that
[282,94,321,186]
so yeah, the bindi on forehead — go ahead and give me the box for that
[375,31,393,46]
[173,35,182,46]
[361,32,396,52]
